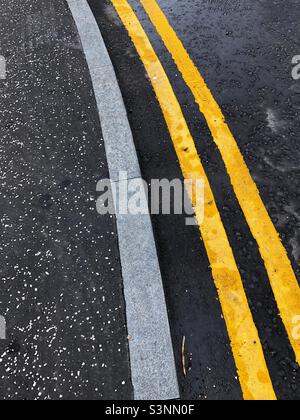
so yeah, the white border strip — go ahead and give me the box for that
[66,0,179,400]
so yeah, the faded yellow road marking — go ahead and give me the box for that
[111,0,276,400]
[140,0,300,364]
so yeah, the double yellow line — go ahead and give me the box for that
[111,0,300,399]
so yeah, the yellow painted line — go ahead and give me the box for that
[140,0,300,364]
[111,0,276,400]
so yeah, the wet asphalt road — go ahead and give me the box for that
[89,0,300,399]
[0,0,299,401]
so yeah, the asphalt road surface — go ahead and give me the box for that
[88,0,300,400]
[0,0,300,401]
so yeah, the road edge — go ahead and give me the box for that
[66,0,179,400]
